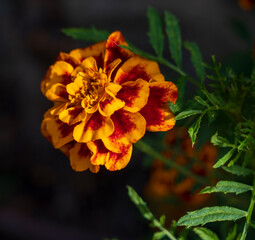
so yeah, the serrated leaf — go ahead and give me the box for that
[62,27,110,42]
[184,41,205,81]
[213,148,236,168]
[176,206,247,227]
[147,7,164,57]
[211,132,233,148]
[127,185,153,221]
[222,165,254,177]
[188,114,204,146]
[226,224,237,240]
[194,96,210,107]
[153,231,166,240]
[169,76,187,113]
[200,181,253,195]
[175,110,203,120]
[193,227,219,240]
[165,11,182,67]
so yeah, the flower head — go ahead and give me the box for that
[41,31,178,172]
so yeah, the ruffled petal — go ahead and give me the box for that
[80,57,98,72]
[69,41,105,68]
[59,106,86,125]
[87,140,109,166]
[69,143,99,173]
[117,79,150,112]
[41,115,75,149]
[57,52,80,68]
[140,81,178,131]
[41,61,73,96]
[114,56,165,85]
[73,112,114,143]
[102,110,146,153]
[105,144,133,171]
[104,31,133,71]
[99,96,125,117]
[45,83,69,102]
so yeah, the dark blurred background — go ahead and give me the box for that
[0,0,254,239]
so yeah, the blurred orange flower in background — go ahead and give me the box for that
[238,0,255,10]
[41,31,178,172]
[144,127,218,219]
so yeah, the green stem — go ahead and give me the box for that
[152,218,177,240]
[240,178,255,240]
[135,140,207,185]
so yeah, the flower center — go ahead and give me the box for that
[67,67,109,110]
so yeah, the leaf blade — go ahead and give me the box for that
[184,41,205,81]
[165,11,182,67]
[147,7,164,57]
[62,27,110,42]
[193,227,219,240]
[177,206,247,227]
[213,148,236,168]
[175,110,203,120]
[200,180,253,195]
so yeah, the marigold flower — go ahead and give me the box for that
[41,31,178,172]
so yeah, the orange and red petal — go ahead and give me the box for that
[59,106,86,125]
[99,96,125,117]
[102,110,146,153]
[114,56,164,85]
[69,41,105,69]
[140,82,178,132]
[41,61,73,96]
[104,31,133,72]
[69,143,99,173]
[45,83,69,102]
[105,144,133,171]
[87,140,109,166]
[41,115,75,149]
[117,79,150,112]
[57,52,80,68]
[73,112,114,143]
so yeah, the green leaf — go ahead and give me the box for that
[188,113,204,146]
[152,231,166,240]
[147,7,164,57]
[176,206,247,227]
[183,41,205,81]
[175,110,203,120]
[193,227,219,240]
[194,96,210,108]
[200,181,253,195]
[62,27,110,42]
[169,76,187,113]
[211,132,234,148]
[213,148,236,168]
[165,11,182,67]
[222,165,254,177]
[226,224,237,240]
[127,185,153,221]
